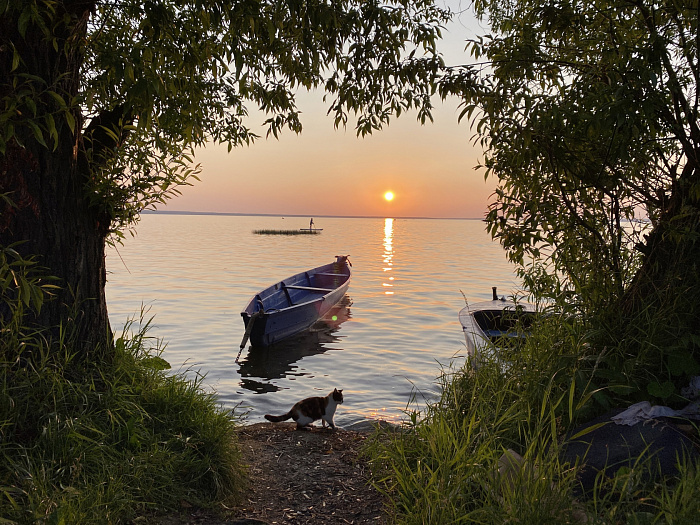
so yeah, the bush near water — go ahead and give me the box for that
[365,304,700,524]
[1,251,244,523]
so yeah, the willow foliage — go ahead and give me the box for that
[2,0,449,237]
[442,0,699,315]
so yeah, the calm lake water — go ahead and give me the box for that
[105,213,520,428]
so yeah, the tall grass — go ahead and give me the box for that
[1,250,244,523]
[365,312,700,524]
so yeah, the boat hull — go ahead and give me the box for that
[241,256,351,347]
[459,299,537,356]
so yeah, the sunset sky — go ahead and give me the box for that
[165,2,491,219]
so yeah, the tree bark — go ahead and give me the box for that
[615,162,700,390]
[1,2,112,356]
[624,158,700,312]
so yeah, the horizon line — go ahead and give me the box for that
[144,209,486,221]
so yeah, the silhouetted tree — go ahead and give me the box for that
[1,0,448,354]
[442,0,700,398]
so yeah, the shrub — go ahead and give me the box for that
[0,249,244,523]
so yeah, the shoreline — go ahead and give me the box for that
[149,422,389,524]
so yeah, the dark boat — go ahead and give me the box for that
[240,256,351,347]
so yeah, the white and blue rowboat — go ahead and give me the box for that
[240,256,352,347]
[459,287,537,358]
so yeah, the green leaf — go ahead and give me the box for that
[46,90,67,108]
[11,47,20,72]
[19,277,30,306]
[27,121,47,147]
[141,356,171,371]
[45,113,58,150]
[17,8,31,37]
[647,381,675,400]
[568,421,610,441]
[667,350,700,377]
[65,111,76,134]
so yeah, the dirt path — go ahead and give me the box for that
[148,422,388,525]
[232,422,386,524]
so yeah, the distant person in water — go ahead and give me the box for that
[310,218,314,229]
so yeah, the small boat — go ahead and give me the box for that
[240,255,352,347]
[459,287,537,357]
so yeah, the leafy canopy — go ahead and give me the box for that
[441,0,699,313]
[2,0,449,236]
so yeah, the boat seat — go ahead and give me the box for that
[314,272,345,277]
[284,285,335,293]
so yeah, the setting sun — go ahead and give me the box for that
[384,191,394,202]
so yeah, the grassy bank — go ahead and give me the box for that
[0,314,244,523]
[365,312,700,524]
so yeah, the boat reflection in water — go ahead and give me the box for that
[236,296,352,393]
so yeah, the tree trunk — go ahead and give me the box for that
[614,166,700,395]
[624,160,700,317]
[626,219,700,309]
[1,2,111,356]
[1,143,112,355]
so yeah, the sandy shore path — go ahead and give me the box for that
[147,422,388,525]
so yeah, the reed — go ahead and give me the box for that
[365,312,700,524]
[252,229,320,235]
[0,301,244,522]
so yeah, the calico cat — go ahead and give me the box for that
[264,389,343,430]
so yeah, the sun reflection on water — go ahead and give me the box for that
[383,218,394,294]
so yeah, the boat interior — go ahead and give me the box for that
[255,269,349,310]
[472,308,536,342]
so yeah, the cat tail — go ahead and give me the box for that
[264,411,292,423]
